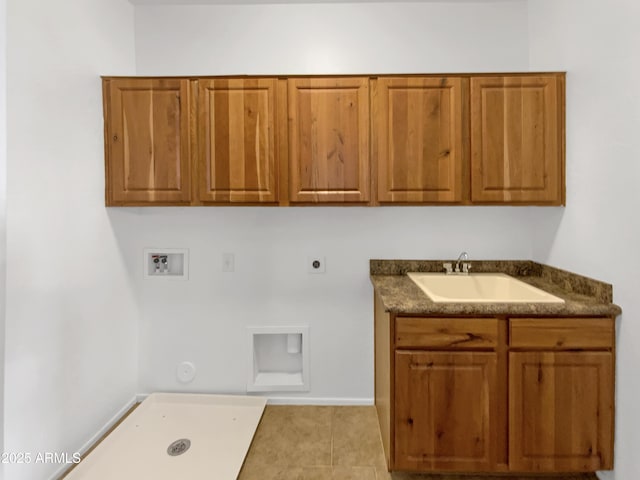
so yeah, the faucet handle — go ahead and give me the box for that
[443,263,453,274]
[462,262,472,274]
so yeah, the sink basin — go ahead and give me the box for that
[407,272,565,304]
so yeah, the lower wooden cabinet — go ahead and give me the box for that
[394,351,498,471]
[374,307,616,474]
[509,351,614,471]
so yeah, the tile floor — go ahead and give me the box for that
[238,406,597,480]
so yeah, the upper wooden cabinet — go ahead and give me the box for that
[373,77,467,203]
[102,73,565,206]
[195,78,282,204]
[470,75,564,204]
[287,77,370,203]
[103,78,192,205]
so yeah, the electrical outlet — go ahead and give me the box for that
[307,256,326,274]
[222,253,235,272]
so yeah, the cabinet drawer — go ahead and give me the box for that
[509,318,614,349]
[395,317,498,349]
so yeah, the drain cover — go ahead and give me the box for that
[167,438,191,456]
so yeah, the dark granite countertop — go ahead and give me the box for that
[370,260,622,317]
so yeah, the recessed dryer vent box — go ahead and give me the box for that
[247,326,309,392]
[144,248,189,280]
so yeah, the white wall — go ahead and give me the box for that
[0,0,6,467]
[133,2,533,400]
[134,2,529,75]
[2,0,634,477]
[527,1,640,478]
[133,207,535,399]
[4,0,138,479]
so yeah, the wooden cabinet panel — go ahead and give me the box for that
[105,79,192,205]
[196,78,281,203]
[376,311,616,475]
[394,351,498,471]
[103,72,566,207]
[395,317,498,349]
[509,351,614,471]
[470,75,564,204]
[374,77,467,203]
[510,318,614,349]
[375,294,392,468]
[288,77,370,203]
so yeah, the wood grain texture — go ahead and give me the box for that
[103,72,566,207]
[375,307,615,474]
[197,78,280,203]
[394,351,498,471]
[105,78,191,205]
[509,351,614,471]
[277,79,290,206]
[495,319,509,470]
[395,317,498,349]
[373,77,467,203]
[510,318,614,349]
[375,293,392,470]
[288,77,370,203]
[470,75,564,204]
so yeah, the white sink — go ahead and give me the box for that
[407,272,565,304]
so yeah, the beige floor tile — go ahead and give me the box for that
[241,407,598,480]
[332,466,377,479]
[301,467,336,480]
[243,406,333,468]
[332,406,387,467]
[238,464,292,480]
[375,467,392,480]
[238,465,334,480]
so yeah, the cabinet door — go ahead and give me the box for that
[394,351,498,471]
[509,352,614,471]
[470,75,564,204]
[197,78,280,203]
[105,79,192,205]
[374,77,467,203]
[288,77,370,203]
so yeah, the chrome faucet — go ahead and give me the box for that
[455,251,468,272]
[443,251,471,274]
[442,252,471,275]
[455,251,471,274]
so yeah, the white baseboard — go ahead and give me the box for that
[135,390,247,402]
[136,391,373,406]
[265,397,373,405]
[136,392,150,403]
[49,395,137,480]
